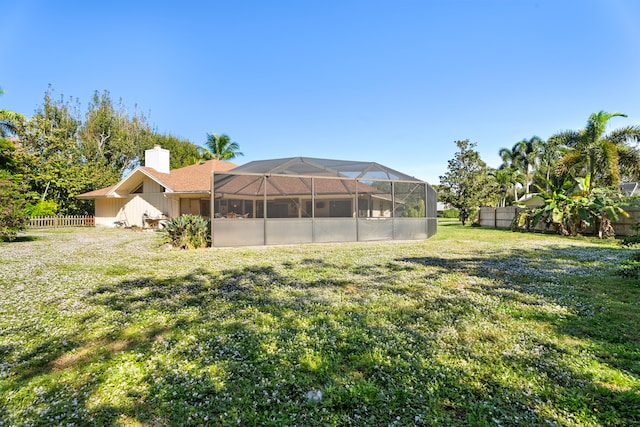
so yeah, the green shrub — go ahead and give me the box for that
[621,223,640,248]
[162,214,210,249]
[438,208,459,219]
[622,235,640,248]
[24,199,58,217]
[616,249,640,279]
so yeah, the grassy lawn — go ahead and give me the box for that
[1,224,639,426]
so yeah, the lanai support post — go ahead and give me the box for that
[210,170,215,248]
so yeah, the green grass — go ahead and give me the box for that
[1,225,639,426]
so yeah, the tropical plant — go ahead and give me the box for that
[525,174,629,238]
[499,136,543,196]
[202,133,243,160]
[583,187,630,238]
[162,214,211,249]
[0,109,25,138]
[513,136,543,194]
[533,135,565,193]
[492,166,524,206]
[553,111,640,190]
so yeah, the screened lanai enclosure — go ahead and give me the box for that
[209,157,437,247]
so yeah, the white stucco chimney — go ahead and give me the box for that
[145,145,170,174]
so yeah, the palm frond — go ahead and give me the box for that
[617,144,640,181]
[548,130,580,148]
[555,150,584,177]
[585,111,627,145]
[597,140,620,188]
[606,125,640,146]
[0,110,26,137]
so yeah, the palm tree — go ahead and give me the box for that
[513,136,543,194]
[492,166,524,207]
[0,109,24,138]
[553,111,640,190]
[203,133,243,161]
[499,136,543,196]
[533,136,566,193]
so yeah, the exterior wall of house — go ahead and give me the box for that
[123,194,174,226]
[143,178,165,194]
[94,177,179,227]
[94,198,126,227]
[95,194,177,227]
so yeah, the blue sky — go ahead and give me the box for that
[2,0,640,184]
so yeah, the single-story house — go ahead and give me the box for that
[76,145,237,227]
[78,146,438,246]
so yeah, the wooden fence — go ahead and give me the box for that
[27,216,95,229]
[478,206,640,236]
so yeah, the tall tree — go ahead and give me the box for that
[16,89,93,215]
[79,90,154,183]
[533,135,565,193]
[203,133,243,160]
[439,140,498,225]
[492,166,524,207]
[499,136,543,196]
[0,89,29,239]
[146,133,203,168]
[514,136,543,194]
[497,145,526,202]
[554,111,640,190]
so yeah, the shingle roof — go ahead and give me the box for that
[76,159,237,198]
[141,159,237,192]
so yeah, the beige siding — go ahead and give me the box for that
[143,178,164,193]
[95,194,178,227]
[95,198,126,226]
[122,194,172,226]
[372,198,392,218]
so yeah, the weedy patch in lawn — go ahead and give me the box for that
[0,226,639,426]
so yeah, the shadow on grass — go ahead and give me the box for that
[3,243,639,426]
[0,234,43,243]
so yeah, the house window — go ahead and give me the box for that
[132,183,143,194]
